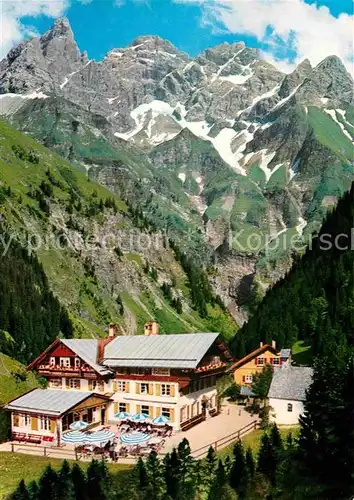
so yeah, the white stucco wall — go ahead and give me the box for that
[269,398,304,425]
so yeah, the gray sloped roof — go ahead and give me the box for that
[61,339,111,375]
[280,349,291,358]
[5,389,106,416]
[268,366,313,401]
[103,332,220,369]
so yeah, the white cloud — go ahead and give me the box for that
[177,0,354,73]
[0,1,70,59]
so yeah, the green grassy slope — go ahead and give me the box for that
[0,119,236,339]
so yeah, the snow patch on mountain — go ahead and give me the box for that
[324,109,354,142]
[219,73,253,85]
[336,109,354,129]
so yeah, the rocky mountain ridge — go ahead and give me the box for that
[0,18,353,321]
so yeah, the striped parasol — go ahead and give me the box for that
[62,430,87,444]
[69,420,89,430]
[114,411,131,420]
[152,415,170,426]
[129,413,150,423]
[120,431,151,445]
[83,429,115,444]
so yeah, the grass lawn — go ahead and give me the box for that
[292,340,312,366]
[217,426,300,460]
[0,452,131,499]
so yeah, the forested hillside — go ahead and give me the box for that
[231,183,354,358]
[0,119,236,364]
[0,228,73,363]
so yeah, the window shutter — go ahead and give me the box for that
[255,358,258,365]
[31,417,38,431]
[170,409,175,423]
[148,384,154,395]
[126,403,130,413]
[170,385,175,397]
[114,402,118,414]
[264,358,267,364]
[155,384,160,396]
[187,406,190,420]
[113,381,117,392]
[149,407,154,419]
[270,358,273,364]
[242,376,246,382]
[136,383,140,394]
[50,419,56,433]
[88,380,93,391]
[125,382,129,393]
[66,379,70,389]
[136,404,141,414]
[156,407,161,417]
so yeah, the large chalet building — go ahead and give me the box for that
[5,322,231,445]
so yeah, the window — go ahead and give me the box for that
[119,403,127,413]
[49,378,62,388]
[23,414,31,427]
[180,407,187,422]
[191,380,197,393]
[82,408,93,424]
[191,403,197,417]
[257,357,265,365]
[245,374,253,383]
[152,368,170,376]
[69,379,81,389]
[117,381,126,392]
[162,408,170,418]
[141,405,149,416]
[91,380,104,392]
[60,357,71,368]
[49,357,56,366]
[272,357,280,365]
[75,358,81,368]
[161,384,171,396]
[287,403,293,412]
[40,416,50,431]
[140,383,149,394]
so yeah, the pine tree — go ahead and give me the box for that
[257,432,277,486]
[177,438,196,498]
[86,460,109,500]
[229,440,249,496]
[164,450,180,499]
[245,447,255,477]
[145,451,165,500]
[27,481,39,500]
[71,463,87,500]
[57,460,74,500]
[10,480,29,500]
[136,457,148,489]
[37,465,59,500]
[209,460,238,500]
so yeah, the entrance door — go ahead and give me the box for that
[101,408,106,424]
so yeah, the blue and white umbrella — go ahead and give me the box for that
[69,420,89,431]
[120,431,151,446]
[152,415,170,426]
[130,413,150,423]
[62,430,87,444]
[83,429,115,444]
[114,411,131,420]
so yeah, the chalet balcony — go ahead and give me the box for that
[195,360,227,373]
[36,364,96,378]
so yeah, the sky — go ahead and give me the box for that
[1,0,353,73]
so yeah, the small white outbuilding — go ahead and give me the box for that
[268,365,313,425]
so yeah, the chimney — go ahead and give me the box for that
[272,340,276,349]
[108,323,118,337]
[260,341,263,347]
[144,320,159,336]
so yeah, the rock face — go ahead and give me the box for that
[1,18,353,319]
